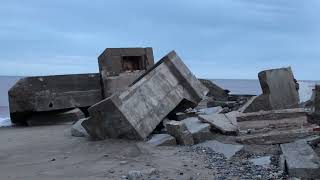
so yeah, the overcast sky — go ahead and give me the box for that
[1,0,319,80]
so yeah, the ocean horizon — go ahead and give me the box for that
[0,76,317,126]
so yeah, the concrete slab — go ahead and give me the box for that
[196,140,243,160]
[249,156,271,167]
[199,79,228,101]
[26,108,85,126]
[182,117,213,144]
[9,73,102,124]
[71,118,89,137]
[147,134,176,146]
[165,121,194,145]
[281,140,320,179]
[243,67,300,113]
[198,114,238,135]
[83,51,208,140]
[197,107,223,115]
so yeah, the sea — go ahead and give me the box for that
[0,76,318,127]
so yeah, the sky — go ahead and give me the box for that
[0,0,320,80]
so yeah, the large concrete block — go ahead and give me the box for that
[83,51,208,140]
[243,67,299,113]
[98,48,154,98]
[9,73,103,124]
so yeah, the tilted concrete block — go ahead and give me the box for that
[243,67,299,113]
[98,47,154,98]
[9,73,103,124]
[83,51,208,140]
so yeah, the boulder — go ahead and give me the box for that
[281,140,320,179]
[182,117,213,143]
[147,134,176,146]
[165,120,194,145]
[71,118,89,137]
[26,108,85,126]
[82,51,208,140]
[243,67,299,113]
[9,73,102,124]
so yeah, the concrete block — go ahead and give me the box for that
[243,67,300,113]
[198,114,238,135]
[71,118,89,137]
[83,51,208,140]
[196,140,243,159]
[165,121,194,145]
[26,108,85,126]
[147,134,176,146]
[98,48,154,98]
[281,140,320,179]
[249,156,271,167]
[9,73,102,124]
[199,79,228,101]
[182,117,213,143]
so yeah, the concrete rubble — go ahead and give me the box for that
[242,67,300,113]
[7,47,320,179]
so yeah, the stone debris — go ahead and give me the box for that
[71,118,89,137]
[196,140,244,160]
[9,73,102,124]
[196,107,223,115]
[199,79,229,101]
[147,134,176,146]
[83,51,208,140]
[198,113,238,135]
[249,156,271,167]
[182,117,213,143]
[281,140,320,179]
[165,120,194,145]
[243,67,300,113]
[27,108,85,126]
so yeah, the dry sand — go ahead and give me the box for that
[0,125,214,180]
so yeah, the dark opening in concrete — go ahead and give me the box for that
[122,56,146,72]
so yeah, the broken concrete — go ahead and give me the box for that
[281,140,320,179]
[83,51,208,140]
[9,73,102,124]
[243,67,300,113]
[197,107,223,115]
[98,48,154,98]
[26,108,85,126]
[198,114,238,135]
[196,140,243,160]
[165,121,194,145]
[249,156,271,167]
[199,79,228,101]
[71,118,89,137]
[182,117,213,144]
[147,134,176,146]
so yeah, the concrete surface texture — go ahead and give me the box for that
[8,73,102,124]
[243,67,300,113]
[83,51,208,140]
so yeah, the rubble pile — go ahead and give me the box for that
[8,47,320,179]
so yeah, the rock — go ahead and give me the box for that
[98,48,154,98]
[26,108,85,126]
[196,140,243,160]
[281,140,320,179]
[182,117,214,143]
[197,107,223,115]
[198,114,238,135]
[127,170,143,180]
[147,134,176,146]
[165,120,194,145]
[8,73,102,124]
[83,51,208,140]
[249,156,271,167]
[198,79,228,101]
[243,67,300,113]
[71,118,89,137]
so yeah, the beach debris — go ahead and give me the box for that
[242,67,300,113]
[98,48,154,98]
[195,140,244,160]
[26,108,85,126]
[182,117,213,144]
[82,51,208,140]
[199,79,229,101]
[165,120,195,145]
[8,73,102,124]
[71,118,89,137]
[198,113,238,135]
[147,134,176,146]
[281,140,320,179]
